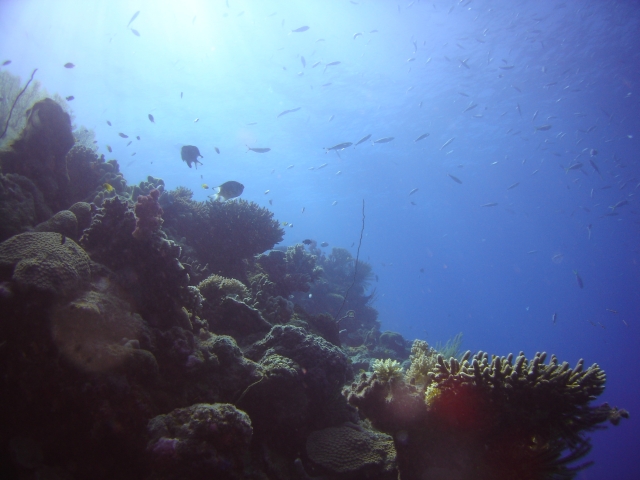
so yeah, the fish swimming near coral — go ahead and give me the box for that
[181,145,203,168]
[65,96,74,101]
[209,181,244,201]
[103,183,114,192]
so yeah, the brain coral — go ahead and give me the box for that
[306,423,396,478]
[0,231,90,296]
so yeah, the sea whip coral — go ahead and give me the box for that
[133,188,163,241]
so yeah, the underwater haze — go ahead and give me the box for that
[1,0,639,478]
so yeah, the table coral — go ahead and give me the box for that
[0,231,90,297]
[345,350,629,480]
[306,422,397,478]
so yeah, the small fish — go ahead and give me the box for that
[535,124,552,131]
[409,188,419,196]
[564,162,583,173]
[65,95,74,101]
[589,159,601,175]
[323,61,341,73]
[331,201,338,205]
[194,118,199,123]
[302,239,313,245]
[269,199,273,205]
[180,92,183,99]
[209,181,244,201]
[126,141,132,146]
[301,56,306,68]
[287,165,294,169]
[355,134,371,146]
[246,146,271,153]
[181,145,203,168]
[373,137,394,144]
[507,182,520,190]
[527,250,538,254]
[202,184,209,189]
[325,142,352,152]
[410,201,416,205]
[215,147,220,154]
[118,133,129,138]
[481,202,498,207]
[516,103,522,117]
[136,136,140,140]
[573,270,584,289]
[264,190,270,195]
[277,107,301,118]
[606,309,618,314]
[320,242,329,247]
[328,115,334,122]
[64,62,75,68]
[552,312,557,324]
[463,103,477,113]
[127,10,140,27]
[148,114,155,123]
[131,152,136,156]
[458,92,470,97]
[370,29,378,33]
[447,174,462,184]
[131,28,140,37]
[106,145,112,152]
[1,60,11,66]
[414,133,430,142]
[106,121,112,126]
[353,32,362,39]
[311,61,321,68]
[301,207,305,213]
[291,26,310,33]
[103,183,114,192]
[318,163,328,169]
[609,200,628,211]
[532,110,539,123]
[440,137,455,150]
[499,65,515,70]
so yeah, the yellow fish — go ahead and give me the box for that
[202,184,209,189]
[103,183,114,192]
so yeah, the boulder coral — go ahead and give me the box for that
[0,231,90,297]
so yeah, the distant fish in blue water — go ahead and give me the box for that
[118,132,128,138]
[291,26,310,33]
[277,107,301,118]
[64,62,75,68]
[447,174,462,184]
[373,137,394,144]
[246,146,271,153]
[106,120,112,126]
[481,202,498,207]
[325,142,352,152]
[506,182,520,190]
[355,134,371,146]
[65,96,74,101]
[323,61,341,73]
[300,56,306,68]
[181,145,203,168]
[148,114,154,123]
[131,29,140,37]
[440,137,455,150]
[311,61,321,68]
[535,124,552,131]
[127,11,140,27]
[2,60,11,66]
[573,270,584,289]
[353,32,363,39]
[215,147,220,154]
[414,133,430,142]
[409,188,419,196]
[209,181,244,201]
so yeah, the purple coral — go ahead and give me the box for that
[132,188,164,240]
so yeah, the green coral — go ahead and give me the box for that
[371,358,403,383]
[198,274,250,304]
[404,339,439,387]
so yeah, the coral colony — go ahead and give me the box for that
[0,88,628,478]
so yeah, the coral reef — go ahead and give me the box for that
[65,144,123,206]
[0,231,90,297]
[371,358,404,383]
[34,209,78,239]
[146,403,253,479]
[345,350,629,480]
[162,194,284,278]
[305,422,397,479]
[0,98,75,211]
[0,173,51,241]
[132,188,163,241]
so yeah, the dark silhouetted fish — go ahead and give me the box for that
[301,56,306,67]
[131,28,140,36]
[447,174,462,184]
[118,133,128,138]
[325,142,352,152]
[209,181,244,201]
[64,62,75,68]
[277,107,301,118]
[215,147,220,154]
[291,26,310,33]
[148,114,154,123]
[65,96,74,101]
[414,133,430,142]
[1,60,11,66]
[373,137,394,144]
[181,145,203,168]
[106,120,112,126]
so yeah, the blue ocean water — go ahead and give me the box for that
[1,0,638,477]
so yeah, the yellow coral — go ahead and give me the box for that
[424,384,441,408]
[372,359,403,383]
[404,340,438,388]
